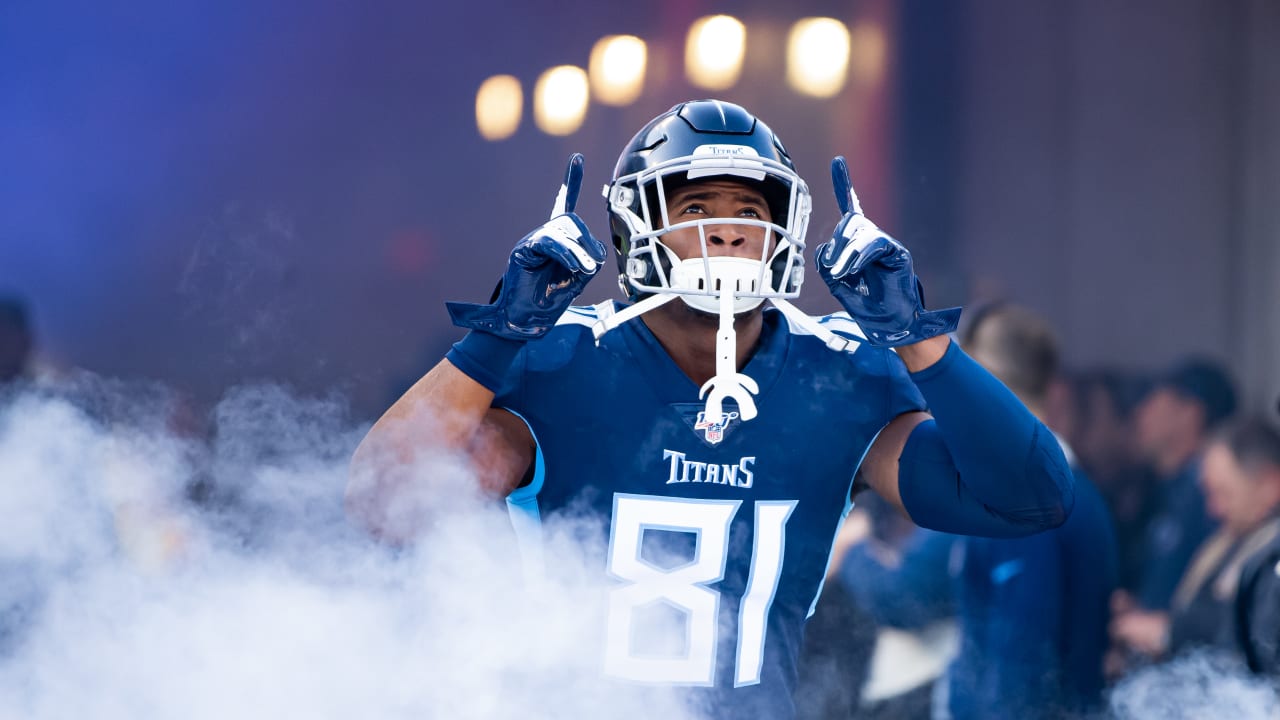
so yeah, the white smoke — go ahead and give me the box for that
[1109,650,1280,720]
[0,379,703,720]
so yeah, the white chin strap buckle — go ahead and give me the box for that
[670,257,768,315]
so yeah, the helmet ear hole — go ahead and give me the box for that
[768,250,787,293]
[641,181,668,230]
[759,176,791,227]
[768,245,803,294]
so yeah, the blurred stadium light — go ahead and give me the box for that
[589,35,647,106]
[786,18,851,98]
[685,15,746,91]
[475,74,523,141]
[534,65,589,136]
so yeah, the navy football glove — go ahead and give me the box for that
[815,157,961,347]
[447,154,606,340]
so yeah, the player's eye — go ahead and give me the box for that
[739,206,762,218]
[679,203,707,215]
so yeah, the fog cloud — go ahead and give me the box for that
[0,380,701,720]
[1109,650,1279,720]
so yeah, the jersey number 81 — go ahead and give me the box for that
[604,494,797,687]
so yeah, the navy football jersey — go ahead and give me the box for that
[494,302,925,719]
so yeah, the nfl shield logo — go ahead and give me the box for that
[694,411,739,444]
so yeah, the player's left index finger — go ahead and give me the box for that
[551,153,585,218]
[829,156,863,217]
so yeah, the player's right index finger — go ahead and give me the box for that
[830,157,851,214]
[551,153,585,218]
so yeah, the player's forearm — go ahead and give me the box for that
[346,358,497,542]
[899,342,1075,537]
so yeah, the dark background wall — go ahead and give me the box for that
[949,0,1279,415]
[2,0,1276,421]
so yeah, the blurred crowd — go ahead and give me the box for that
[799,302,1280,719]
[3,289,1280,718]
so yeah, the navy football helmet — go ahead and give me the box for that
[604,100,811,312]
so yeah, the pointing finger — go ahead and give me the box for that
[829,156,863,217]
[551,153,585,218]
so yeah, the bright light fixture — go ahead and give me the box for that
[534,65,590,136]
[475,74,522,141]
[685,15,746,90]
[590,35,647,106]
[787,18,851,98]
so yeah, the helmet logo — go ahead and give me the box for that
[695,144,755,156]
[688,144,766,181]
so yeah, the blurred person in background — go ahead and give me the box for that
[1112,416,1280,671]
[823,494,958,719]
[1237,544,1280,677]
[1042,369,1081,457]
[1231,412,1280,677]
[947,302,1119,719]
[1109,358,1237,670]
[1071,369,1158,598]
[793,559,879,720]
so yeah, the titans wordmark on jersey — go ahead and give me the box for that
[493,302,925,719]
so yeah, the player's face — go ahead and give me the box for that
[661,180,774,261]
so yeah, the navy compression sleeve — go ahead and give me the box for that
[897,341,1074,537]
[446,331,524,393]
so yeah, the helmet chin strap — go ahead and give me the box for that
[591,292,678,342]
[768,299,860,352]
[698,280,760,422]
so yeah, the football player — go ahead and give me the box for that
[347,100,1075,719]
